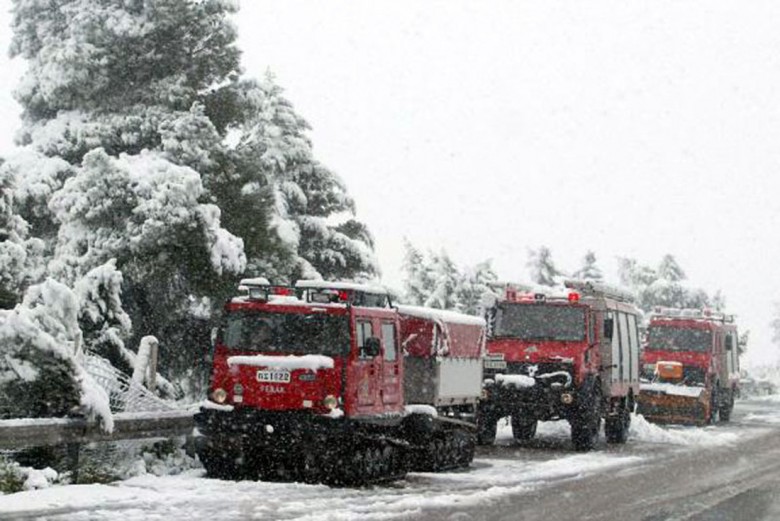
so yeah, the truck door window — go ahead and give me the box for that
[357,320,374,358]
[382,322,397,362]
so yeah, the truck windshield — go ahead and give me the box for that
[648,326,712,353]
[494,304,585,341]
[221,311,350,356]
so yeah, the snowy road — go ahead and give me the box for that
[1,398,778,521]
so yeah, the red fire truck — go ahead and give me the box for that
[194,279,485,484]
[637,308,740,425]
[478,280,642,451]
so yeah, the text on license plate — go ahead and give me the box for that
[256,370,291,383]
[484,360,507,370]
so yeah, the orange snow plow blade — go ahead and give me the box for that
[637,385,711,426]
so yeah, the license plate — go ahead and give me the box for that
[484,360,507,370]
[256,370,291,383]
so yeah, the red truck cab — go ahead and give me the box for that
[638,308,740,424]
[479,280,642,451]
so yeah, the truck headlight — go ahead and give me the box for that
[322,395,338,410]
[212,388,228,404]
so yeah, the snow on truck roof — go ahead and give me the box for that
[239,277,272,287]
[395,304,486,327]
[294,280,389,294]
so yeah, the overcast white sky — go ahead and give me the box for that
[1,1,780,366]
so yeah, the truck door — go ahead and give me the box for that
[354,318,380,413]
[608,311,622,385]
[380,320,402,409]
[617,312,631,384]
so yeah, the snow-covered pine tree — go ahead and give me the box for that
[527,246,560,287]
[7,0,377,382]
[401,239,434,306]
[657,254,686,282]
[457,260,498,315]
[424,250,460,310]
[572,251,603,281]
[0,164,46,308]
[617,255,714,313]
[616,257,658,288]
[0,279,112,427]
[231,74,377,282]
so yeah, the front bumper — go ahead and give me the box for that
[636,390,710,426]
[195,407,347,448]
[481,378,576,421]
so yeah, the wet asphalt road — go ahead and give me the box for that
[433,398,780,521]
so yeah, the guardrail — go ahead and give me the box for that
[0,410,196,481]
[0,410,195,450]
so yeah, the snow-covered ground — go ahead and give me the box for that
[0,399,774,520]
[0,453,643,521]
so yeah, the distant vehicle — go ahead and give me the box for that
[478,280,642,451]
[194,279,485,484]
[637,308,740,425]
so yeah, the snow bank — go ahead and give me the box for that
[226,354,334,371]
[629,414,738,446]
[640,382,704,398]
[743,412,780,424]
[23,467,58,491]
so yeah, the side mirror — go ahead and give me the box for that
[603,318,614,340]
[725,336,734,351]
[363,337,382,358]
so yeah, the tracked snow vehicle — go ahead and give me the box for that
[194,279,485,484]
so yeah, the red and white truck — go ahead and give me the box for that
[194,279,485,484]
[637,308,740,425]
[478,280,642,451]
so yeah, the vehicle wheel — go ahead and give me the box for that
[476,413,498,445]
[605,400,630,444]
[719,389,733,423]
[571,384,601,452]
[452,429,475,467]
[510,415,537,441]
[708,387,720,424]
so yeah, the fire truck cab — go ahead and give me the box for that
[479,280,642,451]
[638,308,740,425]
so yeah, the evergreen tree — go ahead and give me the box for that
[618,255,716,313]
[400,240,498,315]
[424,250,460,310]
[527,246,560,287]
[573,251,603,281]
[657,254,686,282]
[5,0,377,384]
[457,260,498,315]
[616,257,657,288]
[401,239,433,306]
[711,290,726,312]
